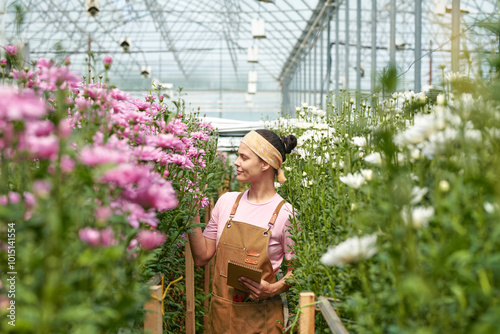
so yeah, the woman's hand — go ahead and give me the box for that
[238,277,275,301]
[239,267,293,301]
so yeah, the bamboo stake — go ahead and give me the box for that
[299,292,316,334]
[144,285,162,334]
[185,241,195,334]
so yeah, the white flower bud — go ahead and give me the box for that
[439,180,450,192]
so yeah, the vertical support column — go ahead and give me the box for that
[345,0,350,90]
[1,0,5,59]
[185,241,195,334]
[371,0,377,94]
[415,0,422,92]
[309,50,312,104]
[451,0,460,72]
[390,0,396,66]
[335,5,339,93]
[320,17,325,109]
[299,292,316,334]
[303,55,307,103]
[144,286,162,334]
[356,0,362,92]
[314,37,317,106]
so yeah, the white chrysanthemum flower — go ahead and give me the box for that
[284,166,292,171]
[314,123,329,130]
[316,152,330,165]
[484,202,498,214]
[317,109,326,117]
[351,136,367,147]
[364,152,382,165]
[444,71,465,83]
[320,234,378,267]
[360,169,373,181]
[339,173,365,189]
[274,182,281,188]
[465,129,482,142]
[401,206,435,228]
[301,102,308,108]
[410,186,428,205]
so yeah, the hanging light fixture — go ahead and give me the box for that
[252,18,266,39]
[248,70,258,83]
[86,0,100,17]
[248,82,257,95]
[247,47,258,63]
[141,66,151,78]
[120,37,131,52]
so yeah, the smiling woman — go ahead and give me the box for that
[188,129,298,333]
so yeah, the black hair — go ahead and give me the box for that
[254,129,297,163]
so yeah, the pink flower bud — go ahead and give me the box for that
[103,55,113,69]
[79,228,101,247]
[0,59,6,68]
[33,180,52,198]
[137,230,167,250]
[8,192,21,204]
[64,57,71,66]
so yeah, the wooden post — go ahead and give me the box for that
[299,292,316,334]
[185,241,195,334]
[203,199,215,333]
[317,296,349,334]
[144,285,162,334]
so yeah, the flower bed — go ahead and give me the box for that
[271,77,500,332]
[0,52,228,332]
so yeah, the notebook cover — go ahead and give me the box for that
[227,260,263,292]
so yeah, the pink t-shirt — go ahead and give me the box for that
[203,190,296,273]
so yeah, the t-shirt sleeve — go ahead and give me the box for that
[202,202,219,240]
[282,205,298,261]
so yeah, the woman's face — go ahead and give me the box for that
[234,143,266,183]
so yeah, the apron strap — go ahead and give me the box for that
[229,192,245,217]
[268,200,286,226]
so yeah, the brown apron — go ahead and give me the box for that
[207,192,285,334]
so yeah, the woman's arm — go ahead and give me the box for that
[187,216,216,267]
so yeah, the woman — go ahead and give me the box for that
[188,129,298,333]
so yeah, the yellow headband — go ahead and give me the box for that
[241,130,287,184]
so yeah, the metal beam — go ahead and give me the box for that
[451,0,460,72]
[144,0,188,79]
[415,0,422,92]
[279,0,335,82]
[371,0,377,94]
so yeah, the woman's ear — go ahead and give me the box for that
[261,161,271,172]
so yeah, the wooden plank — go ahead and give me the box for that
[185,241,195,334]
[299,292,315,334]
[317,296,349,334]
[144,285,162,334]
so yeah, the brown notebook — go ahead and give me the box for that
[226,260,263,292]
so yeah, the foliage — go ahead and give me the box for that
[270,61,500,332]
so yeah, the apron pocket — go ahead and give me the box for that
[230,297,284,334]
